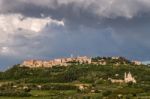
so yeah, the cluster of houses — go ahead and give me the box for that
[20,56,142,68]
[20,56,92,68]
[132,60,142,65]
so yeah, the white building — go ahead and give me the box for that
[132,61,142,65]
[124,72,136,83]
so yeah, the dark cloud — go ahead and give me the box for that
[0,0,150,69]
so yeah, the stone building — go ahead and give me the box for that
[132,61,142,65]
[20,56,91,68]
[108,78,124,84]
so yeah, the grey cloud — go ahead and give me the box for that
[1,0,150,18]
[1,0,150,69]
[1,0,150,31]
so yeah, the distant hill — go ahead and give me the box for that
[0,56,149,98]
[1,56,147,84]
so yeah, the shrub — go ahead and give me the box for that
[102,90,112,96]
[0,91,31,97]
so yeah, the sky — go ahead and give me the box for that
[0,0,150,70]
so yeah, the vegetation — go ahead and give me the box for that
[0,57,150,98]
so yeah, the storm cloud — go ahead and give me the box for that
[0,0,150,69]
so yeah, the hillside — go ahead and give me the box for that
[0,57,150,98]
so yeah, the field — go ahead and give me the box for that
[0,57,150,98]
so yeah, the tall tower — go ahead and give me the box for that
[128,72,132,78]
[124,72,127,81]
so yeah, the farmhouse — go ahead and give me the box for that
[108,72,136,84]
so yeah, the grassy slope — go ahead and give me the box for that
[0,64,150,98]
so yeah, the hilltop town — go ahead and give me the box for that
[20,56,142,68]
[20,56,92,68]
[0,56,150,98]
